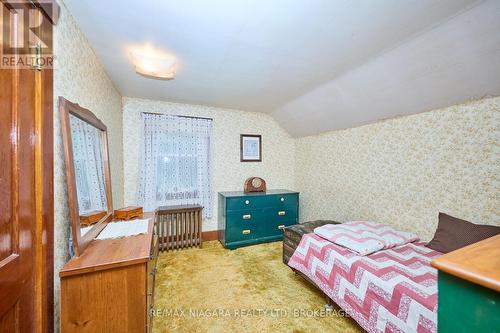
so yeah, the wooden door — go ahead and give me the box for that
[0,1,55,332]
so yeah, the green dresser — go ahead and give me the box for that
[432,235,500,333]
[218,190,299,249]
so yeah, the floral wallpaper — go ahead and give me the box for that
[122,97,296,231]
[295,97,500,241]
[52,1,123,330]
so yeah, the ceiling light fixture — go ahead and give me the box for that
[129,43,177,80]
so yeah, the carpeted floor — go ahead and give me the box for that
[153,240,363,333]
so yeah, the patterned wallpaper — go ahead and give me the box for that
[295,97,500,241]
[52,1,123,330]
[122,97,296,231]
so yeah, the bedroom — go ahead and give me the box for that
[0,0,499,332]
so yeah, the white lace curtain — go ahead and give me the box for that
[70,114,107,214]
[137,113,213,218]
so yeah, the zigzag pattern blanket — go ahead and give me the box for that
[288,233,442,333]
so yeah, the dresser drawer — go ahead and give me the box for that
[260,207,298,236]
[147,258,156,312]
[271,193,299,210]
[225,225,256,243]
[147,235,158,333]
[226,209,262,226]
[225,210,261,242]
[226,196,270,211]
[226,193,298,211]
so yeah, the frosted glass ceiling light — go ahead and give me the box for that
[130,44,177,80]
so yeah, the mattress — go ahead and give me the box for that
[288,233,442,333]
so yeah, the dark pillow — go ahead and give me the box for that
[427,213,500,253]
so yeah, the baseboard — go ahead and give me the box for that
[202,230,219,241]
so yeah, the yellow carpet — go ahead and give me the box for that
[153,241,362,333]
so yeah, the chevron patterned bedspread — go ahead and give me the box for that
[288,233,442,333]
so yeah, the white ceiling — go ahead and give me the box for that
[64,0,500,136]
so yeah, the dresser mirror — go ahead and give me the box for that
[59,97,113,256]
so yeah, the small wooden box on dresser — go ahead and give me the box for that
[218,190,299,249]
[60,212,159,332]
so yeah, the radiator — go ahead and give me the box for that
[156,205,203,251]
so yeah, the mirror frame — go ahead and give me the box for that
[59,97,113,256]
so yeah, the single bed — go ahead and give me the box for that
[286,230,442,333]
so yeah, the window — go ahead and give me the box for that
[137,113,213,218]
[155,133,199,201]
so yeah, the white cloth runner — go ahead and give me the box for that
[96,218,150,240]
[80,225,92,237]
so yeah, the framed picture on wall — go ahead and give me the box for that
[240,134,262,162]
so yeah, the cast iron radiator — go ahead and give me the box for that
[156,205,203,251]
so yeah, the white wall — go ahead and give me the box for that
[53,1,123,330]
[122,97,296,230]
[295,97,500,240]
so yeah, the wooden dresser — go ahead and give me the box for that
[60,212,159,332]
[218,190,299,249]
[431,234,500,333]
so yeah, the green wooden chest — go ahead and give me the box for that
[218,190,299,249]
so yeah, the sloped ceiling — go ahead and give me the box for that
[272,0,500,136]
[64,0,499,136]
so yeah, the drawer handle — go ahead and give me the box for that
[243,214,251,219]
[242,229,251,235]
[278,211,286,216]
[278,225,285,230]
[245,200,250,204]
[280,197,285,202]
